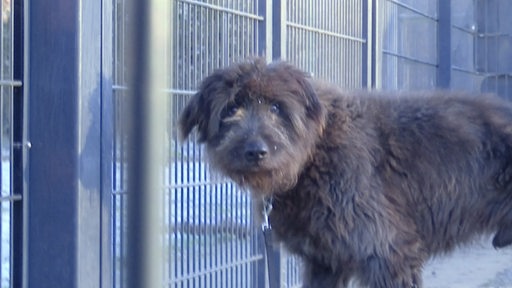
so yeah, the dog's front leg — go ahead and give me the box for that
[302,261,351,288]
[360,255,422,288]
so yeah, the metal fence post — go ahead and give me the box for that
[437,0,452,88]
[266,2,286,287]
[257,0,267,57]
[362,0,371,88]
[125,0,170,288]
[13,1,25,287]
[272,0,286,60]
[24,0,103,287]
[255,0,273,286]
[363,0,376,89]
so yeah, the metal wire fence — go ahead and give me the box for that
[285,0,367,88]
[378,0,439,90]
[110,0,511,287]
[112,1,267,287]
[8,0,509,286]
[0,0,510,287]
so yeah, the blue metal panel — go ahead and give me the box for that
[437,0,451,88]
[25,0,103,287]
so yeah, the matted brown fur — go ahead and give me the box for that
[179,58,512,288]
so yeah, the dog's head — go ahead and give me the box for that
[179,58,325,195]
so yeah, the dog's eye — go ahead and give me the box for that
[223,105,239,118]
[270,103,281,114]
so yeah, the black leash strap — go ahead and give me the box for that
[262,197,280,288]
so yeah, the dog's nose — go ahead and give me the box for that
[244,139,269,162]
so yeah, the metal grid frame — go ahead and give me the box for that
[111,1,371,287]
[377,0,439,90]
[279,2,371,287]
[112,1,267,287]
[284,0,368,88]
[0,0,508,287]
[107,0,512,288]
[475,0,512,99]
[450,0,480,91]
[169,1,266,285]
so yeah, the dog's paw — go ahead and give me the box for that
[492,227,512,248]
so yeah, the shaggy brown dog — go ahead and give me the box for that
[179,58,512,288]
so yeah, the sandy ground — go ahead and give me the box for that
[423,238,512,288]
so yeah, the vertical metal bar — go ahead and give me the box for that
[267,0,286,286]
[437,0,451,88]
[369,0,376,89]
[374,0,383,89]
[125,0,170,288]
[111,2,122,286]
[272,0,283,60]
[173,5,180,286]
[12,0,24,287]
[257,0,266,57]
[362,0,369,88]
[192,5,198,287]
[253,0,266,262]
[485,0,491,78]
[119,0,127,276]
[22,0,29,285]
[101,0,114,286]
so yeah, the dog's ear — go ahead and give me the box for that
[179,69,235,142]
[178,91,209,142]
[299,76,324,124]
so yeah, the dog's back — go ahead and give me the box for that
[315,88,512,252]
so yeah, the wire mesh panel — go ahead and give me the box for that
[378,0,438,90]
[475,0,512,100]
[450,0,480,92]
[451,0,512,97]
[169,2,265,286]
[283,2,368,287]
[285,0,366,88]
[0,1,21,287]
[112,0,266,287]
[109,1,512,287]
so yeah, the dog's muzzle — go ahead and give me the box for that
[243,138,269,163]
